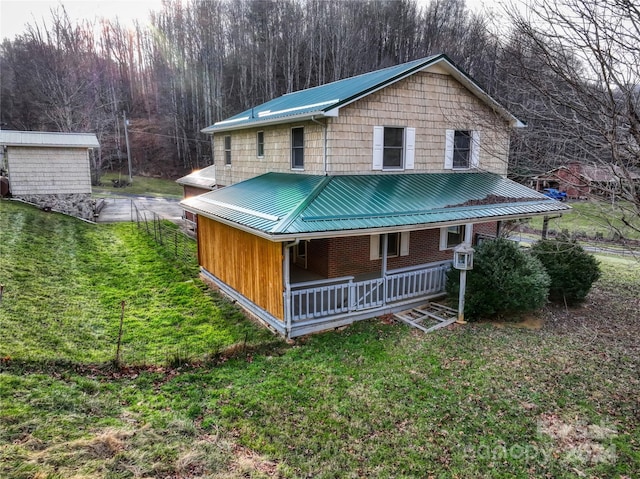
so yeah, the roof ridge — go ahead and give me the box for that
[270,175,334,234]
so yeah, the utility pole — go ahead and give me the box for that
[123,111,133,184]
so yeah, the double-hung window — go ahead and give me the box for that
[372,126,415,170]
[224,135,232,165]
[369,232,410,260]
[291,127,304,169]
[257,131,264,158]
[444,129,480,169]
[439,225,464,250]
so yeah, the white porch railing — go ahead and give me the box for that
[290,261,450,323]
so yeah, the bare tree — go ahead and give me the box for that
[501,0,640,239]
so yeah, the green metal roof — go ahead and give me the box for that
[202,54,523,133]
[181,172,570,240]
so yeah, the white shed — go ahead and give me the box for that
[0,130,100,220]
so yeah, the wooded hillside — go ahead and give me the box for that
[1,0,638,236]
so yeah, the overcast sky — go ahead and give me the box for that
[0,0,164,41]
[1,0,495,42]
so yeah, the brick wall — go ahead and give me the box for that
[316,222,498,278]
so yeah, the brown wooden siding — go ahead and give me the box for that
[197,217,284,320]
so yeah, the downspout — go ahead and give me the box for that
[283,239,300,338]
[311,116,328,175]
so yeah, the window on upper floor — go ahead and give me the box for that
[372,126,415,171]
[224,135,231,165]
[257,131,264,158]
[291,127,304,169]
[444,129,480,170]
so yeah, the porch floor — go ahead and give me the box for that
[394,302,458,333]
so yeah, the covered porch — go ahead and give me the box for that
[287,260,451,337]
[183,172,571,338]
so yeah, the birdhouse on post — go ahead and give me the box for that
[453,243,475,324]
[453,243,474,270]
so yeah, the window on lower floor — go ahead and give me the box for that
[440,225,464,250]
[380,232,400,258]
[369,232,410,260]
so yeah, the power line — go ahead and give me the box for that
[128,129,211,144]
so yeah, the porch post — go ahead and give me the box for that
[381,233,388,277]
[464,223,473,244]
[381,233,388,305]
[283,244,292,337]
[457,224,474,324]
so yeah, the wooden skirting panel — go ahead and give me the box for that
[198,217,284,320]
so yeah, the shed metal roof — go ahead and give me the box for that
[202,54,524,133]
[0,130,100,148]
[176,165,218,189]
[181,172,570,240]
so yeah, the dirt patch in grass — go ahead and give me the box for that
[541,271,640,355]
[227,444,280,477]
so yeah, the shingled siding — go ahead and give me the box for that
[326,71,510,176]
[212,120,325,186]
[211,69,511,186]
[7,147,91,195]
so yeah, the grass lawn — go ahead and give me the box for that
[1,200,639,478]
[93,172,183,198]
[526,200,640,241]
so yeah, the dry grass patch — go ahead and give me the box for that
[538,413,618,466]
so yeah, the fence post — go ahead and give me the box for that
[115,300,126,367]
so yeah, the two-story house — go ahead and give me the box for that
[181,54,570,338]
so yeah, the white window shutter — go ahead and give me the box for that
[471,130,480,168]
[400,231,410,256]
[405,128,415,170]
[370,234,380,260]
[372,126,384,170]
[444,129,454,169]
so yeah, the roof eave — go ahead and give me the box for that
[183,203,570,242]
[432,57,525,128]
[201,109,339,134]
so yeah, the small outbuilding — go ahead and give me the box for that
[176,164,217,224]
[0,130,99,220]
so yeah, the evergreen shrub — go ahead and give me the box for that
[530,237,601,304]
[446,238,550,320]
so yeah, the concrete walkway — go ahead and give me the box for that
[95,195,184,223]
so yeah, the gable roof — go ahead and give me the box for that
[181,172,569,241]
[176,165,217,189]
[202,54,524,134]
[0,130,99,148]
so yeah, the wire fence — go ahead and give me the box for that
[131,201,197,265]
